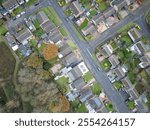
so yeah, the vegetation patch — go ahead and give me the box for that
[83,72,93,82]
[91,83,101,96]
[113,81,123,90]
[79,19,89,30]
[105,101,115,112]
[100,58,111,71]
[127,100,136,110]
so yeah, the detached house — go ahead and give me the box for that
[71,78,86,91]
[15,28,33,45]
[111,0,127,11]
[81,23,96,36]
[36,11,49,25]
[92,13,105,25]
[70,1,83,18]
[139,52,150,68]
[2,0,19,12]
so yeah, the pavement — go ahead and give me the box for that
[7,0,150,113]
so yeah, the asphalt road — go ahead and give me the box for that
[49,0,132,113]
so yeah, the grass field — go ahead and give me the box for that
[0,24,7,35]
[91,83,101,96]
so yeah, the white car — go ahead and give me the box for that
[20,11,25,15]
[16,14,21,18]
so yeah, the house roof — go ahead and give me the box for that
[88,96,101,110]
[63,52,78,67]
[37,11,49,25]
[71,77,86,90]
[127,89,139,100]
[5,33,16,46]
[92,13,104,25]
[79,88,93,103]
[121,77,133,89]
[119,90,130,101]
[128,27,141,42]
[112,0,127,10]
[81,23,96,36]
[15,28,33,44]
[59,43,72,57]
[140,52,150,63]
[70,1,83,17]
[114,66,125,80]
[108,55,119,68]
[47,29,63,43]
[101,44,113,57]
[103,7,116,18]
[125,0,136,5]
[2,0,18,10]
[68,65,82,81]
[41,20,56,33]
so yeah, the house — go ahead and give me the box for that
[68,65,82,81]
[108,55,120,69]
[119,90,130,102]
[15,28,33,45]
[111,0,127,11]
[63,52,78,67]
[125,0,136,5]
[47,29,63,44]
[139,52,150,68]
[92,13,104,25]
[101,44,114,58]
[2,0,19,12]
[121,77,133,90]
[19,44,31,57]
[127,88,139,100]
[81,23,96,36]
[59,43,72,57]
[25,20,36,32]
[0,6,8,15]
[71,77,86,91]
[5,32,19,51]
[88,96,102,110]
[114,66,126,80]
[103,7,116,18]
[128,27,141,43]
[77,62,89,75]
[79,88,93,103]
[36,11,49,25]
[130,41,147,55]
[41,21,56,34]
[70,1,83,18]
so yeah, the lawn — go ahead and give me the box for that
[91,82,101,96]
[105,102,115,112]
[109,41,117,49]
[59,27,68,36]
[146,93,150,109]
[26,0,37,7]
[70,99,80,108]
[100,58,111,71]
[73,25,85,41]
[89,10,97,18]
[98,2,108,11]
[56,76,69,93]
[121,35,132,47]
[146,11,150,26]
[67,40,77,51]
[58,0,67,7]
[29,39,37,47]
[64,9,72,16]
[127,100,136,110]
[33,27,45,37]
[117,22,135,33]
[0,24,7,35]
[41,7,61,26]
[12,6,23,16]
[127,72,136,84]
[38,43,46,52]
[79,0,91,9]
[79,19,89,30]
[33,19,40,29]
[76,103,87,113]
[83,72,93,82]
[113,81,123,90]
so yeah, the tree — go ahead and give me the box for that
[42,44,58,61]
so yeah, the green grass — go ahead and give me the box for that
[33,27,45,37]
[73,25,85,41]
[59,27,68,36]
[58,0,67,7]
[113,81,123,90]
[109,41,117,49]
[26,0,37,7]
[0,24,7,35]
[89,10,97,18]
[29,39,37,47]
[100,58,111,71]
[56,76,69,93]
[127,100,136,110]
[41,7,61,26]
[33,19,40,29]
[38,43,46,52]
[127,72,136,84]
[146,93,150,109]
[105,102,115,112]
[76,103,87,113]
[64,9,72,16]
[83,72,93,82]
[117,22,135,33]
[79,19,89,30]
[98,1,109,11]
[67,40,77,50]
[91,83,101,96]
[71,99,80,108]
[121,35,132,47]
[12,6,23,16]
